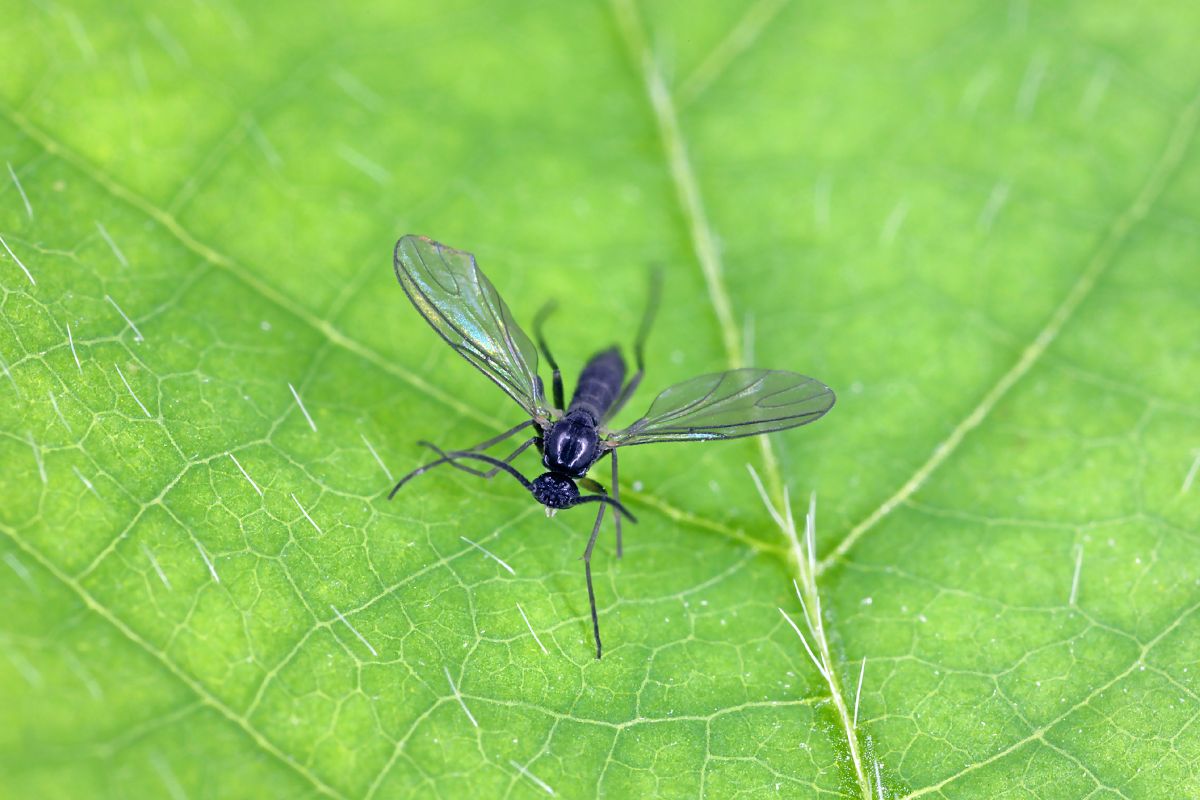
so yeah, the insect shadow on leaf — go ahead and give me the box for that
[387,234,836,658]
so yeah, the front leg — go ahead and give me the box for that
[581,500,607,659]
[580,452,624,558]
[388,419,535,499]
[418,437,538,479]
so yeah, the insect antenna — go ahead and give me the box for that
[570,494,637,523]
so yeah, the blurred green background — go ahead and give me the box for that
[2,1,1199,797]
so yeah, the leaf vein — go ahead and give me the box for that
[0,523,348,800]
[820,84,1200,576]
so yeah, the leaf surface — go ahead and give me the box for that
[1,1,1199,797]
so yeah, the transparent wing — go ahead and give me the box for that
[609,369,834,445]
[394,235,547,417]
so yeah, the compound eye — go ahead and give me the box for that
[531,473,578,509]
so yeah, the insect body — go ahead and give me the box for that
[389,235,835,659]
[543,348,623,477]
[533,347,630,509]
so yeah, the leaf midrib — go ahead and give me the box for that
[3,16,1198,796]
[608,3,1200,795]
[607,0,875,794]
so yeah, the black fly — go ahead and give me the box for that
[388,235,835,659]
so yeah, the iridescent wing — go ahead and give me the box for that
[608,369,834,445]
[394,235,548,418]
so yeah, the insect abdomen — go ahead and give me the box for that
[569,347,626,420]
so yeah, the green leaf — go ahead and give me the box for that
[2,1,1198,797]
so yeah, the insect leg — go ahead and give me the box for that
[416,448,537,492]
[388,419,534,499]
[582,500,607,659]
[532,301,564,411]
[479,436,539,477]
[419,436,537,479]
[578,469,632,551]
[611,448,623,558]
[604,269,661,421]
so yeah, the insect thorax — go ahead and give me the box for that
[542,409,600,478]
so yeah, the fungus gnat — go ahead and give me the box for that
[388,235,835,659]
